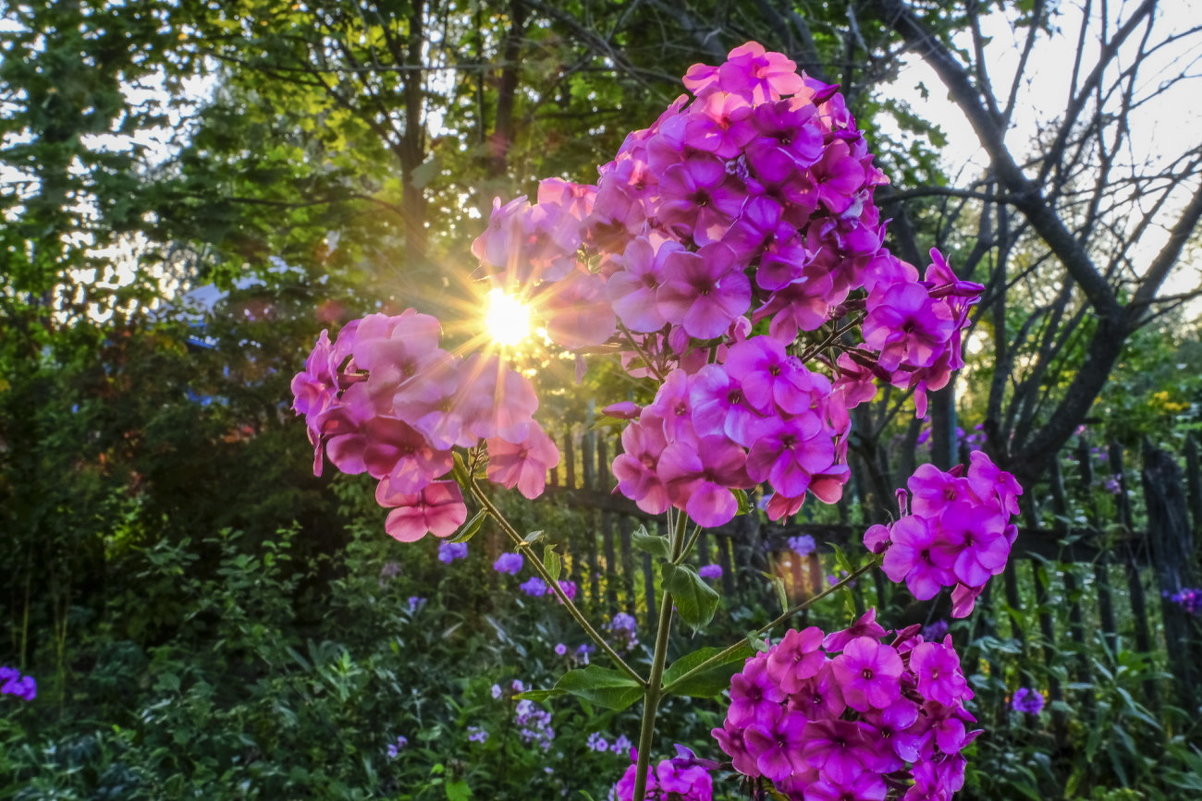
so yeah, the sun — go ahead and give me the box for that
[483,289,533,347]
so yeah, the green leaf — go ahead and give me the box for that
[452,452,471,485]
[662,563,719,629]
[523,530,544,546]
[631,525,670,561]
[554,665,643,711]
[770,573,789,614]
[544,544,562,582]
[445,779,471,801]
[450,509,487,543]
[661,643,754,698]
[514,688,564,703]
[732,488,752,515]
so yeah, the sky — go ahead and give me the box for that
[878,0,1201,305]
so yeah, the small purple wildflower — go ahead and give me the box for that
[514,699,555,750]
[556,580,578,602]
[386,735,409,759]
[0,667,35,701]
[492,552,524,575]
[922,619,950,641]
[1169,588,1202,614]
[698,563,723,580]
[612,734,633,755]
[788,534,816,557]
[587,732,610,752]
[490,683,503,699]
[519,577,548,597]
[511,679,527,693]
[606,612,640,652]
[576,643,594,665]
[1102,474,1122,495]
[438,541,468,564]
[1012,687,1045,715]
[406,596,427,613]
[554,643,568,656]
[468,725,489,743]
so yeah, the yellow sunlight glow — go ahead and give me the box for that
[483,289,532,347]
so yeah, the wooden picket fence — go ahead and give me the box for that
[538,422,1202,729]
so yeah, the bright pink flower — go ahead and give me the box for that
[607,237,678,332]
[611,413,670,515]
[486,426,560,499]
[909,640,969,707]
[766,626,825,693]
[379,481,468,543]
[658,435,752,527]
[657,156,745,243]
[716,42,806,103]
[801,718,874,785]
[656,243,751,339]
[747,416,835,497]
[727,655,786,729]
[690,364,770,447]
[881,516,952,601]
[823,609,888,653]
[743,714,809,782]
[830,636,904,711]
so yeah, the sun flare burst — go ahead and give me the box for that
[484,289,533,347]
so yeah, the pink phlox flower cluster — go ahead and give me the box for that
[610,335,850,527]
[712,610,979,801]
[859,250,983,417]
[463,43,983,528]
[290,310,559,542]
[614,745,715,801]
[863,451,1022,617]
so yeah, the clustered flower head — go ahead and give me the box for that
[515,699,556,750]
[492,551,524,575]
[464,42,982,530]
[698,563,724,581]
[863,451,1022,617]
[589,732,635,754]
[712,610,978,801]
[1010,687,1045,716]
[615,745,715,801]
[0,666,35,701]
[291,310,560,542]
[607,612,640,652]
[438,541,468,564]
[789,534,817,557]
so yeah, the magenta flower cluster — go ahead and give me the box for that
[712,610,978,801]
[465,41,981,529]
[291,311,560,542]
[863,451,1022,617]
[615,745,714,801]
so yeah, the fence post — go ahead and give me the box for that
[1110,444,1160,710]
[1185,433,1202,534]
[1140,443,1199,707]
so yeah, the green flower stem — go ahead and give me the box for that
[659,555,882,697]
[630,509,689,801]
[463,477,645,686]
